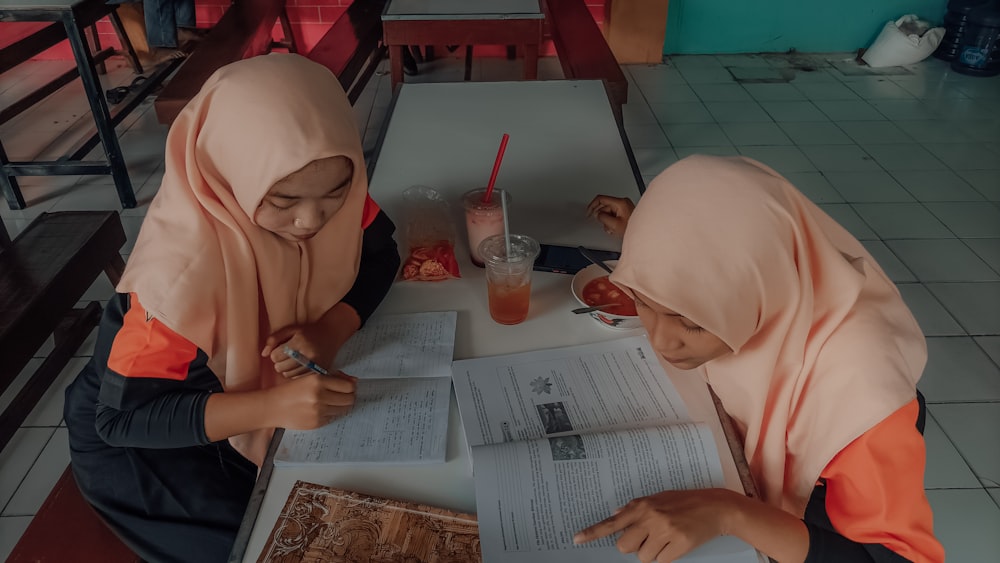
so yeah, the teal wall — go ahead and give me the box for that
[664,0,949,54]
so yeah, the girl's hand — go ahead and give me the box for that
[266,371,357,429]
[573,488,741,563]
[587,195,635,237]
[262,323,336,378]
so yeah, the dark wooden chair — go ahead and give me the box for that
[1,211,134,561]
[545,0,628,118]
[154,0,297,124]
[306,0,387,105]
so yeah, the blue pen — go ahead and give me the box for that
[283,346,329,375]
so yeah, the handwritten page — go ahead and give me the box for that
[337,311,458,379]
[274,311,457,465]
[275,377,452,465]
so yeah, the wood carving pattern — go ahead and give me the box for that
[258,481,482,563]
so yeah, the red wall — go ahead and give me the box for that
[1,0,606,61]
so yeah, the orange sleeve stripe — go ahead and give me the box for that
[107,294,198,381]
[361,195,380,230]
[820,400,945,563]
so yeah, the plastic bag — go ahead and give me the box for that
[399,186,461,282]
[862,14,945,68]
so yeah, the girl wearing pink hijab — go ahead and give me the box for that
[576,155,943,563]
[64,54,399,562]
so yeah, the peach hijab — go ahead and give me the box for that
[117,54,369,464]
[611,155,925,516]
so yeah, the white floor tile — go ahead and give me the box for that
[674,146,740,159]
[81,273,117,303]
[0,515,33,561]
[777,122,854,145]
[853,203,953,239]
[638,82,699,103]
[925,202,1000,238]
[957,170,1000,201]
[814,100,886,121]
[800,145,882,173]
[836,120,912,145]
[704,101,771,123]
[2,429,69,516]
[930,403,1000,487]
[691,83,751,103]
[919,337,1000,403]
[870,99,942,121]
[824,170,913,202]
[621,100,659,125]
[926,488,1000,561]
[890,76,969,99]
[860,240,917,282]
[624,124,670,149]
[954,119,1000,144]
[863,144,947,171]
[663,123,730,147]
[21,357,91,427]
[742,83,806,102]
[737,146,815,175]
[923,414,981,489]
[649,102,714,124]
[670,55,724,71]
[793,82,859,101]
[844,77,915,100]
[676,68,733,85]
[926,282,1000,335]
[895,120,977,144]
[719,122,790,146]
[924,143,1000,171]
[891,170,986,202]
[816,203,878,240]
[759,101,829,122]
[627,65,687,86]
[963,239,1000,274]
[0,428,53,513]
[922,97,994,121]
[896,283,966,336]
[784,172,844,203]
[632,148,679,177]
[976,336,1000,367]
[887,239,999,282]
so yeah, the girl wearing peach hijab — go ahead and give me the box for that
[64,54,400,563]
[575,155,943,563]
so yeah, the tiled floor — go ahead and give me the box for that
[1,51,999,560]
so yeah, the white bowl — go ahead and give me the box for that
[571,262,642,330]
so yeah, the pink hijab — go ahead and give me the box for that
[118,54,369,464]
[611,155,925,516]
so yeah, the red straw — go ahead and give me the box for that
[482,133,510,203]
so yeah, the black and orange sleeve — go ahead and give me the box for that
[341,198,399,325]
[804,400,945,563]
[95,294,220,449]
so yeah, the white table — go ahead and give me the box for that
[234,80,750,562]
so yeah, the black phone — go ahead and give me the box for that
[534,244,620,275]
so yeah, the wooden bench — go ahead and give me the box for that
[306,0,387,105]
[154,0,297,124]
[0,211,133,561]
[545,0,628,117]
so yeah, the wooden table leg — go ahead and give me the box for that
[389,44,404,89]
[523,43,539,80]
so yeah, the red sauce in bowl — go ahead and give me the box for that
[582,276,637,317]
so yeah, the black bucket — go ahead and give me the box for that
[951,2,1000,76]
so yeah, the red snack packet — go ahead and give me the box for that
[399,187,461,281]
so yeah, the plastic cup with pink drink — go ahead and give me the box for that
[462,188,511,267]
